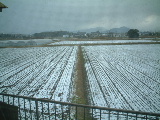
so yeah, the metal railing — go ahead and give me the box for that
[0,93,160,120]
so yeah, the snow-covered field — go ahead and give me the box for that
[0,44,160,119]
[0,46,78,119]
[0,39,53,47]
[48,39,159,45]
[82,44,160,118]
[0,46,78,102]
[1,39,159,47]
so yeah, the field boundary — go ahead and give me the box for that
[0,41,160,48]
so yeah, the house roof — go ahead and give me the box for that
[0,2,8,8]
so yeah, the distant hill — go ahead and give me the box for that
[78,27,107,33]
[78,26,130,33]
[109,26,130,33]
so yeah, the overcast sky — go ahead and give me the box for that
[0,0,160,34]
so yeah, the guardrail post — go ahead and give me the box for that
[117,111,119,120]
[145,115,147,120]
[35,99,39,120]
[24,98,26,119]
[76,106,78,120]
[91,108,93,119]
[8,96,9,104]
[41,101,44,120]
[13,96,15,106]
[136,113,138,120]
[126,112,128,120]
[100,109,101,120]
[156,116,158,120]
[69,105,71,120]
[54,103,56,119]
[18,97,21,120]
[108,110,110,120]
[2,95,4,102]
[48,102,50,120]
[84,107,85,120]
[29,99,33,120]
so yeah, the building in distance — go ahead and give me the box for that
[0,2,8,12]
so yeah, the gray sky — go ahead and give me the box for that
[0,0,160,34]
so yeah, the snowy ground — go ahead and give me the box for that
[82,44,160,118]
[48,39,159,45]
[0,44,160,119]
[0,46,78,102]
[0,39,53,47]
[0,46,78,119]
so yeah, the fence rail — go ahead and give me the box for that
[0,93,160,120]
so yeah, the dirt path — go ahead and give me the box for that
[73,46,93,119]
[74,46,88,104]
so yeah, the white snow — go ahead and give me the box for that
[83,44,160,114]
[0,44,160,120]
[0,39,53,47]
[48,39,159,45]
[0,46,78,103]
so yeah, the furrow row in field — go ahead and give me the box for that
[23,47,72,97]
[94,45,160,82]
[120,45,160,68]
[102,47,160,87]
[0,48,50,79]
[0,47,63,86]
[32,47,77,101]
[102,59,160,112]
[0,47,62,77]
[83,48,133,110]
[15,49,68,96]
[95,45,160,85]
[96,48,160,91]
[113,48,160,81]
[83,44,160,113]
[83,50,109,107]
[0,48,41,68]
[83,47,134,119]
[0,46,78,103]
[50,47,78,102]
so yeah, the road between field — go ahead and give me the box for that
[73,45,93,119]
